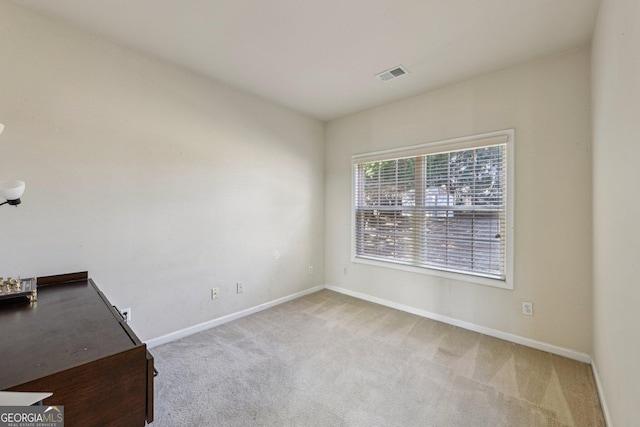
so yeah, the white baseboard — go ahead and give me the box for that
[590,359,612,427]
[147,283,592,365]
[145,285,324,349]
[325,285,592,364]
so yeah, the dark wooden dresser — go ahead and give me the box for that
[0,272,153,426]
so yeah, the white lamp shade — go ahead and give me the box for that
[0,180,26,201]
[0,123,4,135]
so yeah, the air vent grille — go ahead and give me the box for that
[376,65,409,82]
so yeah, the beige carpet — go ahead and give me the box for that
[152,290,604,426]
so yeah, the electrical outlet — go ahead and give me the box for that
[121,307,132,323]
[211,288,219,300]
[308,265,313,275]
[237,282,244,294]
[343,267,348,275]
[522,302,533,316]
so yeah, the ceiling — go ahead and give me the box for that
[13,0,601,121]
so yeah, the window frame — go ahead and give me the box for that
[351,129,514,290]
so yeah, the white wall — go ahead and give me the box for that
[325,47,593,354]
[592,0,640,424]
[0,2,325,341]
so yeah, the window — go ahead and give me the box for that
[352,130,513,288]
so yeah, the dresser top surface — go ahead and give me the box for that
[0,279,139,389]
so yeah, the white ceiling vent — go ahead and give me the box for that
[375,65,409,83]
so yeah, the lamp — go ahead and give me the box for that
[0,180,26,206]
[0,123,26,207]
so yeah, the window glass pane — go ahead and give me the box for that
[354,142,507,281]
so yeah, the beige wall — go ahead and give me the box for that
[0,2,325,341]
[325,47,593,354]
[592,0,640,424]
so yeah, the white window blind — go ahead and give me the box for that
[353,132,510,282]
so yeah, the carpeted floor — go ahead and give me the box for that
[151,290,605,426]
